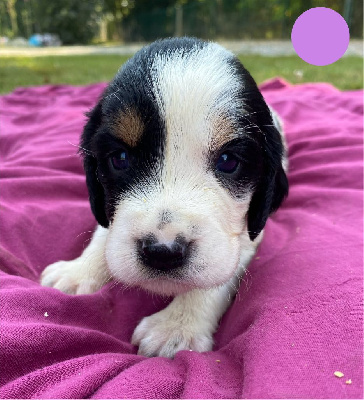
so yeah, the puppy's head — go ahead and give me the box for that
[81,38,288,295]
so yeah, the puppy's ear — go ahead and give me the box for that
[80,101,109,228]
[247,125,288,241]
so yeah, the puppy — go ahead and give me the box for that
[41,37,288,358]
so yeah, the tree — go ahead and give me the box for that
[35,0,101,44]
[6,0,18,37]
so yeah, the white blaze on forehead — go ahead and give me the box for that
[150,43,243,164]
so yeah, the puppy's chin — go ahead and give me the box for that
[135,278,197,297]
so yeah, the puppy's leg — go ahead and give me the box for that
[41,225,110,295]
[131,275,239,358]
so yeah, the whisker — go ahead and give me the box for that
[67,141,94,156]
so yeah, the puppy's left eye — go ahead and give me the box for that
[216,152,240,174]
[110,150,130,170]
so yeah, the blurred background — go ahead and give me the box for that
[0,0,363,93]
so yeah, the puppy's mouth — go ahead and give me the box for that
[135,273,199,296]
[140,262,197,284]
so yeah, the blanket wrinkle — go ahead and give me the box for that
[0,78,362,398]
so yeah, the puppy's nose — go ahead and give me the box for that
[138,235,190,271]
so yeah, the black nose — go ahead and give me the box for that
[138,235,191,271]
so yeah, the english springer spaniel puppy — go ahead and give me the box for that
[41,37,288,358]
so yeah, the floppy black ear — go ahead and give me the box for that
[247,125,288,241]
[80,101,109,228]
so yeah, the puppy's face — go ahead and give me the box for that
[82,38,288,296]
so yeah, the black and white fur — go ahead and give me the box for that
[41,38,288,358]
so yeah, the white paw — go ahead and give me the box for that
[131,306,214,358]
[40,259,106,295]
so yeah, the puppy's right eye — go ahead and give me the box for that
[110,150,130,170]
[216,152,240,174]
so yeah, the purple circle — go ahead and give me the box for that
[291,7,350,66]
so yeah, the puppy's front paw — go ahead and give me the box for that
[131,306,214,358]
[40,259,106,295]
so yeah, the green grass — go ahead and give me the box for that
[240,55,363,91]
[0,54,362,95]
[0,55,130,94]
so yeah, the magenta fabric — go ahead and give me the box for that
[0,79,362,399]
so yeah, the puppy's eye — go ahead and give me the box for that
[110,150,129,170]
[216,152,239,174]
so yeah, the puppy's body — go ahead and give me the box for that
[41,38,288,358]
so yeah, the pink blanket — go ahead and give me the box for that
[0,79,362,398]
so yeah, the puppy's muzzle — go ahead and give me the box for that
[137,235,192,272]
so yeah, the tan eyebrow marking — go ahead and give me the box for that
[111,108,144,147]
[209,114,238,152]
